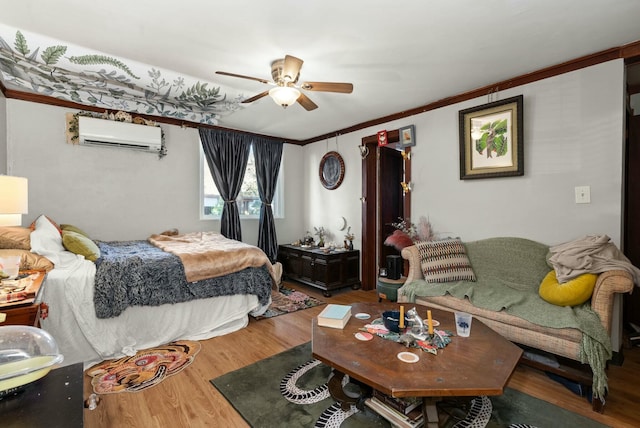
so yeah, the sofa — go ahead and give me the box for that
[397,237,635,412]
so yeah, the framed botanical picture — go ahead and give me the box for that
[399,124,415,147]
[459,95,523,179]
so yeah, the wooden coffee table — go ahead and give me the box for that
[312,301,523,427]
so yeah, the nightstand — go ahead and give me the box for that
[0,271,47,326]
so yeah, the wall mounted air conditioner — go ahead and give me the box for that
[78,116,162,153]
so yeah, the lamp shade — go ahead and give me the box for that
[269,86,301,108]
[0,176,28,226]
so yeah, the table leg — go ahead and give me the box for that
[327,370,369,411]
[423,397,440,428]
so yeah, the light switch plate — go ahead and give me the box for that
[575,186,591,204]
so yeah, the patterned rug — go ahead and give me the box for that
[211,342,608,428]
[87,340,201,394]
[253,285,324,319]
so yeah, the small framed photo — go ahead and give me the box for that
[459,95,523,180]
[377,130,388,147]
[399,125,415,147]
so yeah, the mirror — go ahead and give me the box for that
[319,151,345,190]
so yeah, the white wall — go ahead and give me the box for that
[305,59,626,248]
[3,59,628,351]
[4,59,626,249]
[302,137,363,247]
[6,100,305,244]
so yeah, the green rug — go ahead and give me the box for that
[211,343,608,428]
[252,286,324,320]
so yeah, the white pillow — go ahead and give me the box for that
[30,215,65,256]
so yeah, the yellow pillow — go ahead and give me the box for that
[62,230,101,262]
[539,270,597,307]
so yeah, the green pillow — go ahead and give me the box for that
[539,270,597,307]
[62,230,101,262]
[60,224,91,238]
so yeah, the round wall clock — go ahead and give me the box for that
[319,151,345,190]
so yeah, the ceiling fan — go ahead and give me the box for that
[216,55,353,111]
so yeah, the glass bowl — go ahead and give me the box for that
[0,326,64,394]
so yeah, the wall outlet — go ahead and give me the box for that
[575,186,591,204]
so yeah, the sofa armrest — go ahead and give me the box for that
[401,245,422,284]
[397,245,422,302]
[591,270,634,336]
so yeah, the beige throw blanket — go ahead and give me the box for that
[548,235,640,285]
[149,232,275,283]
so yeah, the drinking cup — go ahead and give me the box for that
[454,312,472,337]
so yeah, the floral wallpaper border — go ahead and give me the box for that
[0,24,244,125]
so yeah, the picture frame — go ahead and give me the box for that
[319,151,345,190]
[458,95,523,180]
[399,124,415,147]
[377,130,388,147]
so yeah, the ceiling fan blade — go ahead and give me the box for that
[300,82,354,93]
[297,92,318,111]
[215,71,271,85]
[242,90,270,104]
[282,55,303,82]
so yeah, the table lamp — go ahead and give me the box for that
[0,175,28,226]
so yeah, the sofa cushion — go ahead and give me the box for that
[416,238,476,283]
[415,295,582,361]
[539,270,597,307]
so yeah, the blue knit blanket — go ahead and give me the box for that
[93,240,272,319]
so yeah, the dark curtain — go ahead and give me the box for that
[253,137,283,262]
[199,128,251,241]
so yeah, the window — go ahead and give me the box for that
[200,145,283,219]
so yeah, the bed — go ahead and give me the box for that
[21,215,278,368]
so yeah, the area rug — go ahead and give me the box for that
[252,285,324,320]
[87,340,201,394]
[211,342,607,428]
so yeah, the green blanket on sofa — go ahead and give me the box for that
[400,237,611,399]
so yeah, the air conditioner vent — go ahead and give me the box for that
[78,116,162,153]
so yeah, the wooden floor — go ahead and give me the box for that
[83,282,640,427]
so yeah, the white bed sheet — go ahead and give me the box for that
[39,251,269,368]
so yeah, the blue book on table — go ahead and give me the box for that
[318,304,352,329]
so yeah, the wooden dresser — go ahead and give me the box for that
[278,244,360,296]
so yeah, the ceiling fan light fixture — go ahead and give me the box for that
[269,86,301,108]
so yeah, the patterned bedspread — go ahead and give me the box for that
[93,240,273,319]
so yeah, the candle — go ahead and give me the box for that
[427,310,434,334]
[399,306,405,329]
